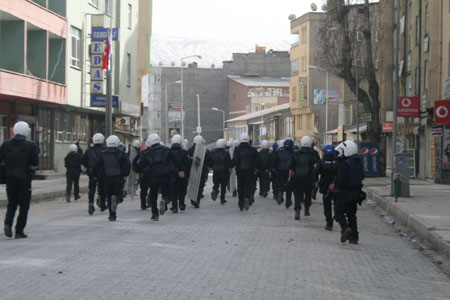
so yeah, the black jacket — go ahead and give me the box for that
[170,144,191,175]
[138,144,183,178]
[96,147,131,178]
[272,147,294,172]
[335,155,364,192]
[259,149,272,171]
[231,143,260,174]
[65,152,82,175]
[289,147,320,178]
[81,144,105,176]
[0,134,39,180]
[210,148,232,172]
[313,155,339,194]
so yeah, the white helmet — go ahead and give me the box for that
[13,121,31,137]
[69,144,77,152]
[132,139,140,148]
[239,133,249,143]
[216,139,226,149]
[233,139,240,147]
[193,135,204,145]
[261,140,270,149]
[335,140,358,157]
[300,136,313,147]
[279,139,285,148]
[226,140,233,147]
[182,139,189,150]
[146,133,161,147]
[106,135,120,148]
[171,134,182,145]
[92,133,105,144]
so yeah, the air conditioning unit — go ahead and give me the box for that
[118,117,130,126]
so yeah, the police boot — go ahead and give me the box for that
[4,224,12,238]
[349,232,359,244]
[276,193,283,205]
[66,195,71,203]
[232,190,237,197]
[304,206,310,216]
[220,197,227,205]
[340,227,352,243]
[211,189,218,201]
[244,197,250,211]
[295,208,300,220]
[159,198,166,215]
[190,199,199,208]
[285,199,292,209]
[88,203,95,215]
[324,223,333,231]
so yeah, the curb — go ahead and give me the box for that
[367,188,450,259]
[0,186,89,208]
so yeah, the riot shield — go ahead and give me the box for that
[187,143,206,201]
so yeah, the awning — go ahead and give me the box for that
[114,129,141,137]
[344,123,368,134]
[248,120,264,125]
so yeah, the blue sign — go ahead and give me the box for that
[90,94,119,108]
[360,142,380,177]
[91,28,119,41]
[445,77,450,99]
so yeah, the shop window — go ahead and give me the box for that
[297,115,303,130]
[55,111,65,142]
[0,115,7,144]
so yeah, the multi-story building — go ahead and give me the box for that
[380,0,450,182]
[289,12,339,146]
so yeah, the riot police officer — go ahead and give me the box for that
[96,135,131,221]
[232,133,260,211]
[1,121,38,238]
[272,139,295,208]
[289,136,319,220]
[313,144,339,230]
[132,143,151,210]
[65,144,82,203]
[270,142,279,200]
[210,139,232,205]
[330,141,364,244]
[258,140,271,198]
[139,134,184,221]
[187,135,212,208]
[169,134,190,212]
[82,133,106,215]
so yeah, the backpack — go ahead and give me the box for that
[278,149,292,171]
[148,147,170,176]
[295,151,312,177]
[212,149,227,172]
[103,151,122,177]
[239,147,253,170]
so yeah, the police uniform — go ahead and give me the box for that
[272,144,294,208]
[1,130,39,238]
[187,144,212,207]
[65,150,82,202]
[210,144,232,204]
[82,143,107,214]
[169,142,190,212]
[132,148,151,210]
[258,147,271,198]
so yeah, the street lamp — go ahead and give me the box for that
[309,65,329,143]
[180,55,202,140]
[165,80,182,144]
[196,94,201,135]
[212,107,225,138]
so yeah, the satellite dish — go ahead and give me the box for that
[171,61,175,67]
[158,61,163,66]
[311,3,317,11]
[288,14,296,21]
[321,4,328,11]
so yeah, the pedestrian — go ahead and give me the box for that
[210,139,232,205]
[272,139,295,208]
[289,136,320,220]
[330,140,364,244]
[258,140,271,198]
[81,133,106,215]
[138,134,184,221]
[187,135,212,208]
[96,135,131,221]
[231,133,260,211]
[64,144,82,203]
[1,121,38,238]
[169,134,190,212]
[313,144,339,230]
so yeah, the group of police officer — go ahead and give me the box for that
[1,121,364,244]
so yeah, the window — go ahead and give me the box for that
[65,113,75,142]
[415,67,420,95]
[424,4,428,34]
[415,15,420,45]
[339,104,352,126]
[424,59,428,91]
[128,4,132,29]
[88,0,98,7]
[127,53,131,87]
[291,87,297,102]
[301,56,307,72]
[54,111,64,142]
[301,27,307,44]
[306,114,312,130]
[407,75,412,96]
[154,75,161,83]
[0,115,7,144]
[296,115,303,130]
[291,59,298,73]
[105,0,112,15]
[408,25,412,50]
[70,27,81,68]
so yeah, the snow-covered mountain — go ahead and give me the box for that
[150,35,291,68]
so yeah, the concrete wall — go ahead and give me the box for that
[224,51,290,77]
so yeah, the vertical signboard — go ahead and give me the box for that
[360,142,380,177]
[443,126,450,170]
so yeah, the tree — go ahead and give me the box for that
[317,0,381,142]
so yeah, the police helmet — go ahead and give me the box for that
[233,139,240,147]
[13,121,31,137]
[226,139,233,147]
[261,140,270,149]
[249,138,253,146]
[118,143,126,152]
[132,139,140,148]
[279,139,285,148]
[146,133,161,147]
[293,144,299,151]
[322,144,336,157]
[106,135,120,148]
[216,139,226,149]
[272,142,278,150]
[239,133,250,143]
[93,133,105,144]
[182,139,189,150]
[171,134,182,145]
[284,139,294,149]
[335,140,358,157]
[69,144,77,152]
[193,135,204,145]
[300,136,313,147]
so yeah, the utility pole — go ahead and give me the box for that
[105,6,113,137]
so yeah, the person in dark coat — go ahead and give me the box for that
[169,134,190,212]
[1,121,38,239]
[272,139,295,208]
[65,144,82,203]
[210,139,232,205]
[258,140,272,198]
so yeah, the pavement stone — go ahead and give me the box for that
[0,180,449,299]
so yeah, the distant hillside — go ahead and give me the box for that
[150,35,291,68]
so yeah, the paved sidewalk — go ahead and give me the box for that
[365,177,450,258]
[0,176,89,207]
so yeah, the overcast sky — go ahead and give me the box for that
[152,0,327,42]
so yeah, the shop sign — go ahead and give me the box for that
[434,100,450,125]
[360,142,380,177]
[382,122,393,132]
[398,97,419,117]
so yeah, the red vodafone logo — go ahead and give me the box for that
[398,97,419,117]
[434,100,450,124]
[401,97,412,108]
[436,106,449,119]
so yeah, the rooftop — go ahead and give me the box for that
[228,75,290,87]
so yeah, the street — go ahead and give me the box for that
[0,181,449,300]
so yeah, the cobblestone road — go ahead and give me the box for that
[0,182,449,300]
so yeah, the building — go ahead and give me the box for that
[289,12,340,146]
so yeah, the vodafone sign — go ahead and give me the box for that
[434,100,450,125]
[398,97,420,117]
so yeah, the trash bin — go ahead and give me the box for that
[395,152,410,197]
